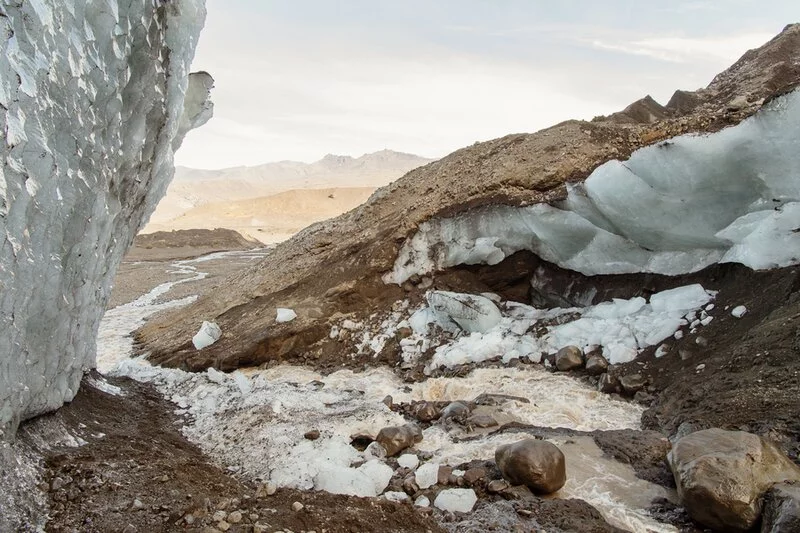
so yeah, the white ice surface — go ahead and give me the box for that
[192,321,221,350]
[386,89,800,285]
[434,488,477,513]
[276,308,298,323]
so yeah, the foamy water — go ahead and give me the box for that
[99,250,677,532]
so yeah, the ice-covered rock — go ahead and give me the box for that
[427,291,502,333]
[732,305,748,318]
[276,308,297,323]
[193,321,222,350]
[434,488,478,513]
[386,89,800,285]
[0,0,211,438]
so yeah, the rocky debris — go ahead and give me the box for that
[463,467,488,485]
[495,439,567,494]
[291,501,304,512]
[619,373,646,395]
[441,401,471,420]
[762,482,800,533]
[376,424,423,456]
[437,465,453,485]
[304,429,321,440]
[555,346,584,371]
[668,429,800,531]
[597,373,620,394]
[585,354,609,376]
[487,479,510,493]
[434,488,478,513]
[414,402,441,422]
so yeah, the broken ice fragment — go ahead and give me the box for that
[192,321,221,350]
[731,305,748,318]
[427,291,502,333]
[434,488,477,513]
[276,308,297,323]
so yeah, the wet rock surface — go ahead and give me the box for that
[668,428,800,531]
[762,482,800,533]
[376,424,424,457]
[495,439,567,494]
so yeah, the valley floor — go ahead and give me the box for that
[19,245,800,533]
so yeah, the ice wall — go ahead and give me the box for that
[0,0,211,438]
[386,89,800,284]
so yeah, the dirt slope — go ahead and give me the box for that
[136,25,800,374]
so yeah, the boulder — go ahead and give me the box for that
[495,439,566,494]
[619,373,646,395]
[414,402,441,422]
[668,429,800,531]
[585,354,609,376]
[597,373,619,393]
[762,482,800,533]
[441,401,470,420]
[375,424,423,457]
[555,346,584,371]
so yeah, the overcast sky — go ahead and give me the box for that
[175,1,797,169]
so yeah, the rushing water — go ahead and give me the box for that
[99,250,677,532]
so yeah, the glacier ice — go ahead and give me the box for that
[386,89,800,284]
[427,291,502,333]
[276,307,298,323]
[434,488,478,513]
[193,321,222,350]
[0,0,211,438]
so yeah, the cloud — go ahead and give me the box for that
[588,32,774,63]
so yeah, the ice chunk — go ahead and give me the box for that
[193,321,221,350]
[731,305,747,318]
[415,495,431,507]
[434,488,477,513]
[358,460,394,496]
[649,285,712,314]
[384,491,409,502]
[232,372,251,396]
[415,462,440,489]
[276,308,297,323]
[398,454,420,470]
[427,291,502,333]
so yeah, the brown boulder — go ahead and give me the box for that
[555,346,583,371]
[585,354,609,376]
[495,439,566,494]
[668,429,800,532]
[376,424,423,457]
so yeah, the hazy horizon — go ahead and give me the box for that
[176,1,798,170]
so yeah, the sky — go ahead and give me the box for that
[175,1,798,169]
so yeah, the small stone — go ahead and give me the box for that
[212,510,227,522]
[619,373,646,395]
[463,467,487,484]
[132,499,144,510]
[121,525,136,533]
[415,495,431,507]
[597,373,619,393]
[249,513,259,521]
[402,474,419,495]
[253,524,268,533]
[555,345,584,371]
[437,465,453,485]
[184,514,195,525]
[292,501,304,512]
[51,477,67,491]
[304,429,320,440]
[382,395,393,408]
[695,364,706,372]
[441,401,470,420]
[414,402,441,422]
[227,511,242,524]
[585,354,609,376]
[265,482,277,496]
[487,479,510,493]
[217,521,231,531]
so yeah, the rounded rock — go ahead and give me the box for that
[376,423,423,456]
[555,346,584,371]
[495,439,566,494]
[585,354,609,376]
